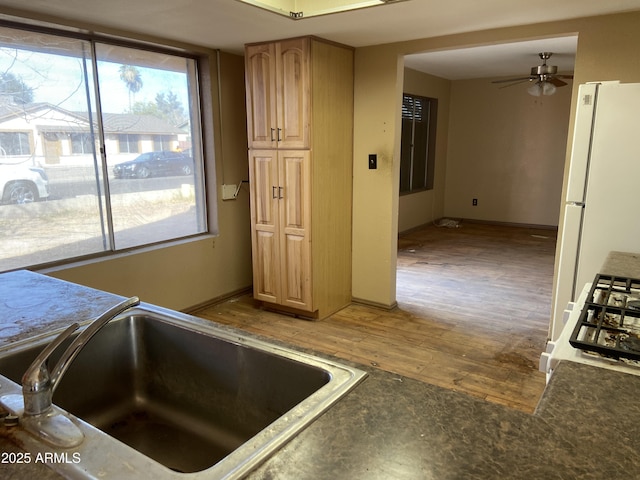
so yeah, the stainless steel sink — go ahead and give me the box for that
[0,304,366,478]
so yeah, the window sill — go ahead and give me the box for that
[37,233,218,275]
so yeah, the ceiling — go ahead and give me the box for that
[404,36,579,80]
[0,0,639,79]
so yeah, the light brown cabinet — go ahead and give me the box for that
[245,38,310,150]
[245,36,353,319]
[249,149,312,310]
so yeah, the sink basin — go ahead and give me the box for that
[0,304,366,478]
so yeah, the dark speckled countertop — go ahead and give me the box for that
[0,270,126,348]
[250,360,640,480]
[2,264,640,479]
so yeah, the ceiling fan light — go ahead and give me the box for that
[542,82,557,96]
[527,81,556,97]
[527,83,543,97]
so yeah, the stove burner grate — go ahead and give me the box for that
[570,274,640,362]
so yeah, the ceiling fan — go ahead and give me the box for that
[492,52,574,96]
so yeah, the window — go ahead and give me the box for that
[400,93,437,194]
[118,134,140,153]
[0,22,208,272]
[153,135,172,152]
[0,132,30,155]
[70,133,94,154]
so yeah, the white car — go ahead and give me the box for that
[0,161,49,204]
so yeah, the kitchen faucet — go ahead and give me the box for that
[2,296,139,447]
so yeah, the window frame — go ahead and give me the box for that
[0,17,214,273]
[0,131,31,156]
[118,134,140,154]
[70,133,94,155]
[399,92,437,195]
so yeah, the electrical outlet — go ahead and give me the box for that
[472,198,478,206]
[222,184,238,200]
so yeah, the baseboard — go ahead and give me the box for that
[351,297,398,311]
[257,302,319,320]
[184,286,253,314]
[399,218,558,235]
[460,218,558,230]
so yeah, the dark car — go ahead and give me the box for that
[113,151,193,179]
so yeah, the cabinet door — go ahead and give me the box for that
[276,38,310,149]
[245,44,278,149]
[248,150,281,303]
[278,150,312,311]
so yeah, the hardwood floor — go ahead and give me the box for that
[193,222,557,413]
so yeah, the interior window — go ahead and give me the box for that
[0,22,208,272]
[400,93,437,194]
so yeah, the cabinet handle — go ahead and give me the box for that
[272,186,278,199]
[270,128,276,142]
[278,186,284,199]
[277,128,282,142]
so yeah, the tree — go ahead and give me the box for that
[0,72,34,105]
[131,90,187,126]
[155,91,186,126]
[131,100,160,117]
[118,65,143,111]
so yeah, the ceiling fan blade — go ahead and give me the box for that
[497,79,531,89]
[492,76,531,84]
[491,52,574,92]
[548,77,568,87]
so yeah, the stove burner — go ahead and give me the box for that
[628,299,640,311]
[570,274,640,362]
[620,335,640,353]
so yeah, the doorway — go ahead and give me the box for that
[393,38,576,389]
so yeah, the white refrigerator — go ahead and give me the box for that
[550,81,640,341]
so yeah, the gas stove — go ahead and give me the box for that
[541,274,640,381]
[570,274,640,362]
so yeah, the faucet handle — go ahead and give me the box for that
[22,323,80,415]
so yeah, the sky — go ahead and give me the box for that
[0,46,191,114]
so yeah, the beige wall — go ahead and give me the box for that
[353,11,640,308]
[351,47,403,307]
[400,60,571,232]
[398,68,450,233]
[44,50,253,311]
[444,76,571,226]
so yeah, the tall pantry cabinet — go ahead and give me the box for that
[244,36,353,319]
